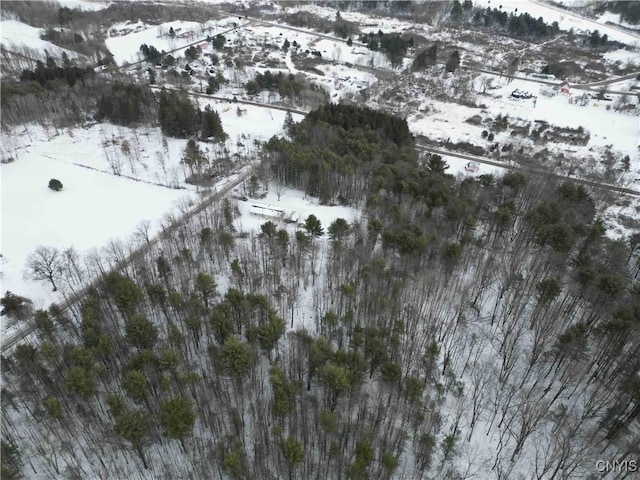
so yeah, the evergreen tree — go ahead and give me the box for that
[160,396,196,449]
[65,366,95,397]
[114,408,150,469]
[43,396,63,419]
[304,214,324,237]
[182,138,207,175]
[103,272,144,316]
[445,50,461,72]
[123,370,147,402]
[328,218,350,241]
[194,272,216,308]
[48,178,63,191]
[201,106,227,142]
[281,437,304,479]
[218,336,253,378]
[451,0,463,21]
[158,89,199,138]
[125,314,159,351]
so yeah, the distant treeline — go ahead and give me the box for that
[596,1,640,24]
[472,8,561,38]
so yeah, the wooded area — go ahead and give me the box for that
[2,105,639,479]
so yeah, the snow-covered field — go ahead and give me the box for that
[106,19,226,65]
[0,125,196,310]
[0,20,78,59]
[0,98,299,337]
[596,11,640,32]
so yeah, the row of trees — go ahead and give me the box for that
[245,71,304,98]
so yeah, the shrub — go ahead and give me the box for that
[48,179,63,191]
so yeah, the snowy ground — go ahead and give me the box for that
[0,98,299,339]
[408,75,638,168]
[596,11,640,32]
[0,125,196,311]
[106,19,226,66]
[603,48,640,68]
[0,19,79,59]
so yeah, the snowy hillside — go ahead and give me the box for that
[0,20,79,59]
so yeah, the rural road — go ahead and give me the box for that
[169,89,640,198]
[416,144,640,196]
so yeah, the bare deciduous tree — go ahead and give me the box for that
[25,246,65,291]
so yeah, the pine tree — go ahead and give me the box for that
[201,106,227,142]
[160,396,196,450]
[451,0,463,21]
[328,218,349,241]
[114,408,150,469]
[123,370,147,403]
[445,50,461,72]
[283,110,294,136]
[304,214,324,237]
[281,436,304,480]
[125,314,159,350]
[194,272,216,308]
[182,138,207,176]
[218,336,253,378]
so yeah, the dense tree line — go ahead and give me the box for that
[471,7,561,38]
[245,71,303,98]
[1,75,105,126]
[245,71,328,108]
[264,104,414,204]
[282,10,358,39]
[96,83,155,126]
[157,89,226,141]
[139,43,164,65]
[19,59,95,89]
